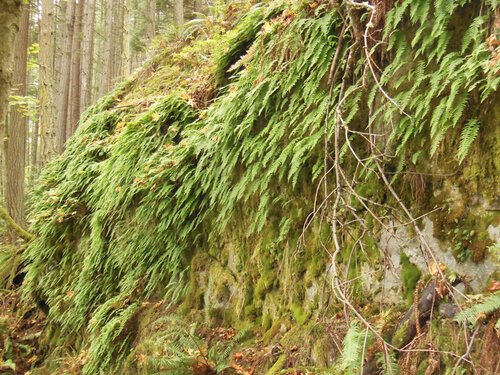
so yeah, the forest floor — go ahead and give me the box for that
[0,288,44,374]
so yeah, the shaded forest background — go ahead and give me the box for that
[0,0,205,233]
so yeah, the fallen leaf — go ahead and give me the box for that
[489,281,500,292]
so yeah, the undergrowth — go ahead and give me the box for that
[19,0,499,373]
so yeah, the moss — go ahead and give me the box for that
[263,320,285,345]
[351,177,380,210]
[244,304,259,319]
[290,302,310,325]
[312,337,333,368]
[391,318,410,348]
[363,236,380,263]
[401,252,422,305]
[266,354,286,375]
[262,313,273,330]
[178,252,211,315]
[416,359,429,375]
[255,271,276,300]
[304,255,324,288]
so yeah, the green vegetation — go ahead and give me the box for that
[5,0,498,373]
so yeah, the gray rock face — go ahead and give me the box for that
[374,218,498,305]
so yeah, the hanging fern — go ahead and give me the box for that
[376,350,400,375]
[19,1,499,373]
[454,293,500,327]
[340,322,371,374]
[456,119,480,163]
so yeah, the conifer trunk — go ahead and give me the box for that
[0,0,23,196]
[5,2,29,228]
[194,0,204,14]
[56,0,75,153]
[39,0,57,165]
[69,0,84,137]
[81,0,96,110]
[173,0,184,27]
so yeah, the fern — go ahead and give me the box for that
[340,322,370,374]
[456,119,480,163]
[454,293,500,327]
[376,350,400,375]
[20,1,499,373]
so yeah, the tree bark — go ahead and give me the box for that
[102,0,115,94]
[81,0,96,111]
[69,0,84,137]
[5,2,29,228]
[122,0,131,76]
[0,0,23,200]
[194,0,204,14]
[173,0,184,27]
[39,0,57,165]
[146,0,156,39]
[55,0,75,153]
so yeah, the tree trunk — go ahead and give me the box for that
[123,0,131,76]
[146,0,156,39]
[194,0,204,14]
[94,0,105,100]
[30,119,39,183]
[102,0,115,94]
[0,0,23,199]
[69,0,84,137]
[39,0,57,165]
[29,0,41,180]
[5,2,29,228]
[55,0,75,153]
[173,0,183,27]
[113,0,125,79]
[81,0,96,111]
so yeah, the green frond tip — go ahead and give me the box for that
[456,119,480,163]
[340,322,370,374]
[454,293,500,327]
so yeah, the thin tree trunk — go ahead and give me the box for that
[5,2,29,228]
[54,0,66,112]
[123,0,131,76]
[93,0,105,101]
[69,0,84,137]
[30,0,41,180]
[39,0,57,165]
[194,0,204,14]
[113,0,124,79]
[30,119,39,183]
[102,0,115,94]
[173,0,183,27]
[146,0,156,38]
[81,0,96,111]
[55,0,75,153]
[0,1,23,198]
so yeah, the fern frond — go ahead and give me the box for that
[456,119,480,163]
[454,293,500,326]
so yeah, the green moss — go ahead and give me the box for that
[266,354,286,375]
[254,269,277,302]
[290,302,310,326]
[262,313,273,330]
[179,252,212,314]
[313,337,333,368]
[351,177,380,210]
[263,320,286,345]
[244,304,258,319]
[401,252,422,305]
[304,255,324,288]
[391,318,410,348]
